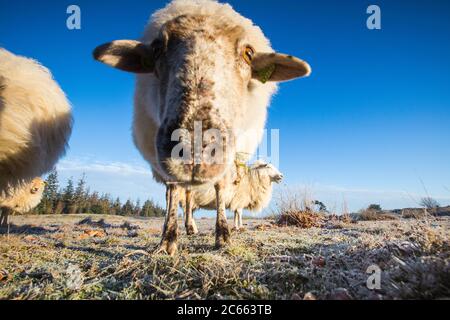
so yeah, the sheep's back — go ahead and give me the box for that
[0,49,73,191]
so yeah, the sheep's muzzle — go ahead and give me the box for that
[156,117,234,184]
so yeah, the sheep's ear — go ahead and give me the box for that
[93,40,154,73]
[251,52,311,83]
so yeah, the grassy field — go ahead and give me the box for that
[0,214,449,300]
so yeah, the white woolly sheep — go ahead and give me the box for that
[0,48,72,223]
[93,0,310,254]
[180,161,283,234]
[0,177,46,227]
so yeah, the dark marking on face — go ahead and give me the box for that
[154,14,245,182]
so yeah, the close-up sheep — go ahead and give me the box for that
[1,0,447,303]
[0,48,73,225]
[93,0,310,255]
[179,160,283,234]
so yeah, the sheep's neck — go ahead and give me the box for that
[245,173,272,211]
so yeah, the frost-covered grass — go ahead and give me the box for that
[0,214,448,300]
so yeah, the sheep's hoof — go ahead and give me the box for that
[185,224,198,235]
[154,241,178,256]
[231,226,246,232]
[0,212,8,229]
[215,234,231,249]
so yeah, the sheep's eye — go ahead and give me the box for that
[243,46,255,65]
[151,39,164,60]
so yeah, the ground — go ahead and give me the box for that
[0,214,448,300]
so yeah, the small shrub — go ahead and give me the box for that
[420,197,440,210]
[272,187,325,228]
[401,208,428,219]
[313,200,328,213]
[275,209,325,228]
[356,209,398,221]
[368,204,382,211]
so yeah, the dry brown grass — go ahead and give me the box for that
[340,213,355,224]
[275,209,325,228]
[401,208,430,219]
[272,187,326,228]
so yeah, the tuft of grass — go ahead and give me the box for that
[275,210,325,228]
[271,187,325,228]
[225,243,258,262]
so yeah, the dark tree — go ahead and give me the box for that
[73,173,87,213]
[141,199,165,217]
[314,200,328,213]
[121,199,134,216]
[111,197,121,215]
[368,204,382,211]
[29,171,164,217]
[420,197,440,209]
[36,169,59,214]
[133,199,142,216]
[62,177,75,213]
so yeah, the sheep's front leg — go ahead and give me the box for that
[214,181,230,248]
[185,189,198,235]
[234,208,243,230]
[0,207,10,229]
[157,184,179,256]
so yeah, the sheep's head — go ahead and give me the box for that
[251,161,284,184]
[23,177,46,212]
[93,14,310,185]
[29,177,46,195]
[7,177,46,214]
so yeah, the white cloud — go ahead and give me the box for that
[55,157,164,205]
[57,158,152,177]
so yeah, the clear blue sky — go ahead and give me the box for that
[1,0,449,213]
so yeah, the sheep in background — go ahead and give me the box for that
[0,178,46,227]
[93,0,310,254]
[0,48,72,216]
[180,161,283,233]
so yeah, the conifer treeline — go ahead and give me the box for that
[36,170,165,217]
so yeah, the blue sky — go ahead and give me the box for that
[1,0,450,213]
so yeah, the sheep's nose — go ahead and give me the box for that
[192,163,227,181]
[159,157,229,184]
[156,121,233,183]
